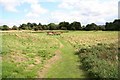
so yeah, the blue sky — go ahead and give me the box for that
[0,0,119,27]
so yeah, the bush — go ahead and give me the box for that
[78,43,118,78]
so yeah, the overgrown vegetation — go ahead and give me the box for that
[77,43,118,78]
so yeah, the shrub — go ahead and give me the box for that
[78,43,118,78]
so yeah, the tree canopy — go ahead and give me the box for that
[0,19,119,31]
[0,25,9,30]
[105,19,120,31]
[70,21,82,30]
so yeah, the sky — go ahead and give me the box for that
[0,0,119,27]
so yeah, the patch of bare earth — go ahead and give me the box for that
[38,50,62,78]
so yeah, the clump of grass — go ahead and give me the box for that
[37,50,55,60]
[26,53,36,58]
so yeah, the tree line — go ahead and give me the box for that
[0,19,119,31]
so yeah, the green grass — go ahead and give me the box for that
[2,32,60,78]
[1,31,118,78]
[45,37,86,78]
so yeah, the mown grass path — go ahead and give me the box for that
[45,36,87,78]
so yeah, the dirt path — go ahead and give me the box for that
[37,37,64,78]
[38,37,87,78]
[37,50,62,78]
[44,37,87,78]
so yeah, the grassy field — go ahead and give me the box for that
[1,31,118,78]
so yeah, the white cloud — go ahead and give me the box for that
[56,0,118,25]
[26,4,48,17]
[0,0,48,13]
[119,1,120,18]
[0,0,49,26]
[51,10,82,22]
[0,19,21,27]
[0,0,22,12]
[23,0,39,4]
[0,0,118,26]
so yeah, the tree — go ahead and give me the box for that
[113,19,120,30]
[105,19,120,31]
[27,22,33,30]
[31,23,39,31]
[70,21,82,30]
[33,26,39,31]
[32,23,37,27]
[12,25,18,30]
[48,23,57,30]
[58,21,69,30]
[84,23,99,31]
[98,25,105,31]
[105,22,113,30]
[42,25,48,30]
[81,25,86,30]
[19,24,27,30]
[37,23,43,30]
[1,25,9,30]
